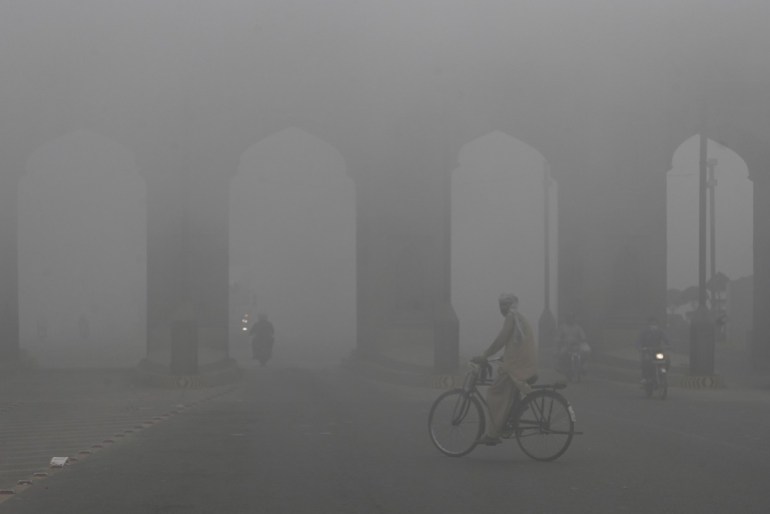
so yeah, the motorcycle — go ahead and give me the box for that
[641,348,669,399]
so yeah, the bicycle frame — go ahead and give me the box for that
[465,362,579,437]
[428,360,581,460]
[462,362,491,405]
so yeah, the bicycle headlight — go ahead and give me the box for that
[655,353,665,360]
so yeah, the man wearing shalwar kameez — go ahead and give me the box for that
[473,293,538,446]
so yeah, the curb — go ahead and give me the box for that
[0,386,237,505]
[344,351,741,393]
[679,374,726,389]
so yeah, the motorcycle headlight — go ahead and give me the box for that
[655,353,665,360]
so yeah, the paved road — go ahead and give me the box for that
[0,369,234,494]
[1,363,769,513]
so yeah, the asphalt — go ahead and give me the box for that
[0,339,768,503]
[0,364,237,501]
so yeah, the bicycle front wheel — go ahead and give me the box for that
[428,389,485,457]
[515,390,575,461]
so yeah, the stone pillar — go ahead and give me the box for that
[353,143,458,373]
[555,150,613,344]
[187,162,231,369]
[140,148,234,378]
[557,143,669,350]
[751,162,770,371]
[555,152,609,345]
[432,151,459,374]
[143,155,192,373]
[0,159,21,361]
[603,153,669,330]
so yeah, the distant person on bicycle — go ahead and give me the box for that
[636,316,669,385]
[472,293,537,446]
[556,312,590,373]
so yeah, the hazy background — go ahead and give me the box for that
[667,136,752,291]
[18,127,753,366]
[6,0,757,366]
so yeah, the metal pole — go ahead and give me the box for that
[708,159,717,280]
[698,134,708,310]
[707,158,717,303]
[689,134,716,375]
[544,163,551,310]
[538,161,556,349]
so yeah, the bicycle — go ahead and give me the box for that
[564,344,584,383]
[428,360,580,461]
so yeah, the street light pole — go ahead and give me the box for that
[707,158,718,312]
[538,161,557,350]
[689,134,716,376]
[699,135,708,310]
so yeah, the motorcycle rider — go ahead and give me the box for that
[472,293,537,446]
[636,316,669,385]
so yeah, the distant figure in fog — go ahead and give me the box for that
[250,313,275,366]
[636,316,669,385]
[556,312,590,373]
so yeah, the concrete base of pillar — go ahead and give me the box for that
[690,308,716,375]
[376,327,435,369]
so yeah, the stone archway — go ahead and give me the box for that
[19,129,146,367]
[667,134,753,348]
[230,127,355,366]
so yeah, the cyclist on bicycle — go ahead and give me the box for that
[556,312,590,374]
[472,293,537,446]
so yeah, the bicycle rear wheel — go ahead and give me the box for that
[428,389,485,457]
[515,390,575,461]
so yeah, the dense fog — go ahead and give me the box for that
[4,0,760,368]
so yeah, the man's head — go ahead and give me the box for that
[498,293,519,315]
